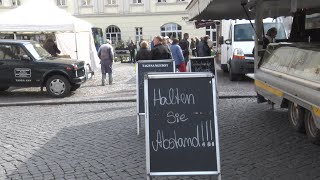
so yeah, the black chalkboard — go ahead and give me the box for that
[145,73,219,175]
[137,60,174,114]
[190,56,215,74]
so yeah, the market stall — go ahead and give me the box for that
[0,0,99,70]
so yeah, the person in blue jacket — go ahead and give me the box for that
[170,38,185,70]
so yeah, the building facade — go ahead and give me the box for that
[66,0,206,44]
[0,0,207,45]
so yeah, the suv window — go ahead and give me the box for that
[0,44,29,60]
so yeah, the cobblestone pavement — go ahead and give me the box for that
[1,99,320,180]
[0,62,255,105]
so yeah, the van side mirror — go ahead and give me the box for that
[225,39,232,45]
[218,36,224,45]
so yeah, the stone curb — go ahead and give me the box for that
[0,95,256,107]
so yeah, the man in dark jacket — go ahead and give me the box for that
[197,36,211,57]
[151,36,172,60]
[43,38,61,57]
[136,41,152,61]
[179,33,190,63]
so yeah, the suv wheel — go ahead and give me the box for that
[46,75,71,98]
[71,84,81,91]
[0,86,9,91]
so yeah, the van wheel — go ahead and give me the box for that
[0,86,9,91]
[305,111,320,145]
[46,75,71,98]
[229,66,236,81]
[288,102,305,132]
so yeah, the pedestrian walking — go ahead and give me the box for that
[128,40,136,63]
[151,36,172,60]
[98,39,114,86]
[170,38,186,72]
[135,41,152,61]
[190,37,197,57]
[179,33,190,64]
[197,36,211,57]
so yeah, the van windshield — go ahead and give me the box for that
[234,23,287,41]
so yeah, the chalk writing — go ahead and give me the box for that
[151,126,201,152]
[153,88,195,107]
[167,111,188,124]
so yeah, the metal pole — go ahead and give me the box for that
[254,0,264,73]
[137,114,140,135]
[74,32,78,59]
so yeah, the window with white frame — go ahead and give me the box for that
[12,0,20,6]
[106,0,116,5]
[133,0,142,4]
[57,0,66,6]
[106,25,121,44]
[206,26,217,46]
[157,0,166,3]
[160,23,182,40]
[81,0,91,6]
[135,27,143,42]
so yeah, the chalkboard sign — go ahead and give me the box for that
[136,60,175,115]
[144,73,220,177]
[190,56,216,74]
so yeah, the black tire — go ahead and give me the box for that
[288,102,305,132]
[305,111,320,145]
[71,84,81,91]
[229,65,236,81]
[46,75,71,98]
[0,86,9,91]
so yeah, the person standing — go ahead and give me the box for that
[151,36,172,60]
[179,33,190,64]
[190,38,197,57]
[98,39,114,86]
[263,27,277,48]
[128,40,136,63]
[43,38,61,57]
[135,41,152,61]
[197,36,211,57]
[170,38,185,72]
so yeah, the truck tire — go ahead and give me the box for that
[288,102,305,132]
[0,86,9,91]
[229,65,237,81]
[46,75,71,98]
[71,84,81,91]
[305,111,320,145]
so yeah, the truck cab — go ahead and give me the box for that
[218,19,287,81]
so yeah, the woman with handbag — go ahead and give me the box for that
[170,38,186,72]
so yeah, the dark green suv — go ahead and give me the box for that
[0,40,93,98]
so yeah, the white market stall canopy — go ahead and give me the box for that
[0,0,100,70]
[187,0,320,20]
[0,0,92,32]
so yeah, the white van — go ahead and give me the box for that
[217,19,287,81]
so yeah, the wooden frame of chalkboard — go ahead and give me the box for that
[136,60,175,135]
[144,73,221,180]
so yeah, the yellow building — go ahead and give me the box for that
[0,0,209,44]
